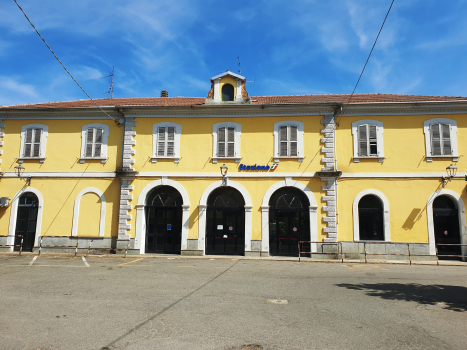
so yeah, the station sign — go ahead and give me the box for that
[239,163,278,171]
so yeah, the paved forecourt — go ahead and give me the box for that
[0,255,466,350]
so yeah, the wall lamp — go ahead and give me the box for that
[442,164,457,188]
[220,164,228,186]
[14,165,31,186]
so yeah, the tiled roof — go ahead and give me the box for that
[2,94,467,109]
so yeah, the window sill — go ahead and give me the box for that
[18,157,46,164]
[353,156,385,163]
[212,157,242,164]
[426,156,458,162]
[273,156,304,162]
[79,157,108,164]
[151,157,180,164]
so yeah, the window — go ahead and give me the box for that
[19,124,48,163]
[221,84,234,101]
[212,122,241,163]
[351,120,384,162]
[152,122,181,163]
[273,121,304,162]
[80,123,109,163]
[423,118,458,162]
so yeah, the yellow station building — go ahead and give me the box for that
[0,71,466,260]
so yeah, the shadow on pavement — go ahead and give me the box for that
[336,283,467,312]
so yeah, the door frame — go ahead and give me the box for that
[198,180,252,255]
[261,178,318,255]
[7,187,44,251]
[136,179,190,254]
[427,189,466,256]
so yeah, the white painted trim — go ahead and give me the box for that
[19,124,48,160]
[211,71,246,81]
[426,189,466,256]
[71,187,106,237]
[1,172,116,178]
[261,179,318,255]
[152,122,181,160]
[351,120,384,162]
[423,118,458,161]
[7,187,44,250]
[341,173,467,178]
[80,123,110,161]
[352,189,390,242]
[135,179,190,254]
[212,122,241,160]
[198,180,252,254]
[273,121,304,160]
[236,79,243,100]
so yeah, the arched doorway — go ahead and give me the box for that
[269,187,310,256]
[433,195,461,258]
[15,192,39,252]
[358,195,384,240]
[206,187,245,255]
[145,186,182,254]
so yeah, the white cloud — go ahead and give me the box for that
[0,76,38,105]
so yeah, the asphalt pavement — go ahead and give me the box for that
[0,254,466,350]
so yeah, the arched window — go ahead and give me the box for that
[358,195,384,240]
[221,84,234,101]
[207,187,245,207]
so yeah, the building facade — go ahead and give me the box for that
[1,71,466,259]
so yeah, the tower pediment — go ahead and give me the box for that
[206,70,250,104]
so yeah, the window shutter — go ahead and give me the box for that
[227,127,235,156]
[24,128,33,157]
[158,127,166,156]
[218,127,226,157]
[24,144,32,158]
[279,126,288,156]
[290,126,298,156]
[369,125,377,155]
[227,128,234,142]
[431,124,441,156]
[85,128,93,157]
[358,125,368,156]
[94,128,103,157]
[227,143,235,157]
[441,124,452,155]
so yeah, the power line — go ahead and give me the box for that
[14,0,122,126]
[336,0,395,126]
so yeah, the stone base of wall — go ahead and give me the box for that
[180,250,204,256]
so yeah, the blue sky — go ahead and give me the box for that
[1,0,467,105]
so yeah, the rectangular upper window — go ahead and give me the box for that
[423,118,458,162]
[212,122,241,163]
[351,120,384,163]
[19,124,48,163]
[80,123,110,163]
[152,122,181,163]
[273,121,304,162]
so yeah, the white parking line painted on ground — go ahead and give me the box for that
[29,256,37,266]
[82,256,90,267]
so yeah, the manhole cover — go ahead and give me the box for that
[267,299,288,305]
[242,345,263,350]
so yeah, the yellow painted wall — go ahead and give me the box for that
[134,116,323,174]
[1,119,122,173]
[337,177,467,243]
[0,178,119,238]
[337,114,467,173]
[129,177,327,241]
[77,193,101,237]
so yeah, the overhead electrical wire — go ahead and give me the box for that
[336,0,395,126]
[14,0,122,126]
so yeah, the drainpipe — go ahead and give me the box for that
[334,105,342,225]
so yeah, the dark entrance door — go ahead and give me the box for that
[269,187,310,257]
[433,195,461,258]
[358,195,384,240]
[145,186,182,254]
[206,187,245,255]
[15,192,39,252]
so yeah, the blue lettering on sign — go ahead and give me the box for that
[239,163,277,171]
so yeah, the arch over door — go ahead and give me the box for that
[15,192,39,252]
[358,195,384,241]
[433,195,461,258]
[269,187,310,256]
[206,187,245,255]
[145,185,183,254]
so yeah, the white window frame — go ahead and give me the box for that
[18,124,48,163]
[151,122,181,163]
[423,118,458,162]
[212,122,241,163]
[273,121,304,162]
[351,120,384,163]
[79,123,109,163]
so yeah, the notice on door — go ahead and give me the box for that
[217,225,223,230]
[167,224,172,230]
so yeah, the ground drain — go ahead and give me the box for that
[267,299,288,305]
